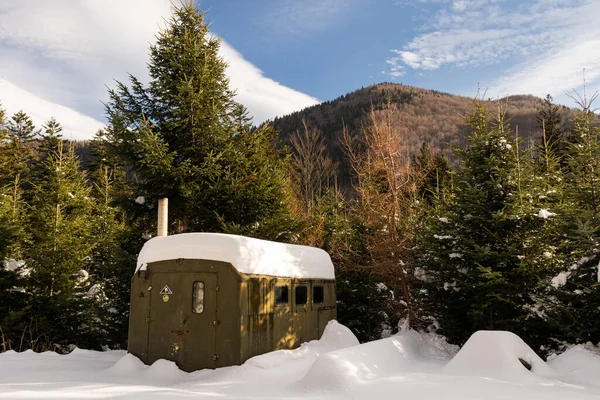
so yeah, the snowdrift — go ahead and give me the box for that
[444,330,555,380]
[298,329,458,390]
[109,353,188,385]
[3,324,600,399]
[548,343,600,388]
[245,320,359,370]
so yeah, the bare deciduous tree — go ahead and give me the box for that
[343,101,421,328]
[289,119,337,211]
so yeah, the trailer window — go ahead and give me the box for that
[295,285,308,305]
[193,281,204,313]
[275,285,289,305]
[313,286,324,304]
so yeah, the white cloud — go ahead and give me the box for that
[490,40,600,102]
[385,58,406,78]
[220,42,318,122]
[0,0,318,140]
[385,0,600,98]
[0,79,105,141]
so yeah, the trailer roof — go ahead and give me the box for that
[135,233,335,280]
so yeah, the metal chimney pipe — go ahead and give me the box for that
[157,198,168,237]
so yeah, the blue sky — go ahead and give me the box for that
[0,0,599,140]
[201,0,476,100]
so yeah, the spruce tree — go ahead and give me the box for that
[0,105,29,347]
[536,95,566,162]
[0,110,36,261]
[104,2,290,238]
[6,111,38,181]
[27,136,94,297]
[86,130,137,348]
[414,141,452,205]
[547,91,600,345]
[39,117,63,161]
[416,101,559,348]
[0,104,15,256]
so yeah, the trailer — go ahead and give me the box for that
[128,232,336,372]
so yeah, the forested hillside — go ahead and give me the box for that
[273,84,581,188]
[275,84,578,153]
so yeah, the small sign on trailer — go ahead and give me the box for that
[159,285,173,295]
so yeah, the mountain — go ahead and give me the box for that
[272,83,580,186]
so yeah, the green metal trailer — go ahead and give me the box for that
[128,233,336,372]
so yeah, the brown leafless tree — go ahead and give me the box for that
[289,119,337,211]
[343,101,422,328]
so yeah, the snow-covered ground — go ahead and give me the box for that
[1,321,599,399]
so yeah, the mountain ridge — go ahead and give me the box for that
[271,82,581,187]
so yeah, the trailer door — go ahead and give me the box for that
[146,271,182,366]
[146,271,218,372]
[179,272,218,371]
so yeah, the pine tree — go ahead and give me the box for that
[27,137,94,298]
[104,2,290,238]
[509,123,567,349]
[39,117,63,161]
[0,104,15,256]
[546,88,600,345]
[536,95,566,162]
[414,141,452,205]
[0,110,37,261]
[85,130,138,348]
[6,111,38,180]
[0,105,29,348]
[416,101,560,348]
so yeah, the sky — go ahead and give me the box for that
[0,0,599,140]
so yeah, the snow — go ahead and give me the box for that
[444,331,555,380]
[246,321,359,370]
[3,258,24,271]
[547,343,600,387]
[552,271,572,288]
[1,325,600,399]
[73,269,89,283]
[443,281,459,291]
[136,233,335,280]
[538,208,557,218]
[2,326,599,399]
[3,258,30,277]
[551,255,595,288]
[299,328,458,389]
[85,283,107,300]
[414,266,430,281]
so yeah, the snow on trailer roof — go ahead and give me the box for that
[135,233,335,280]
